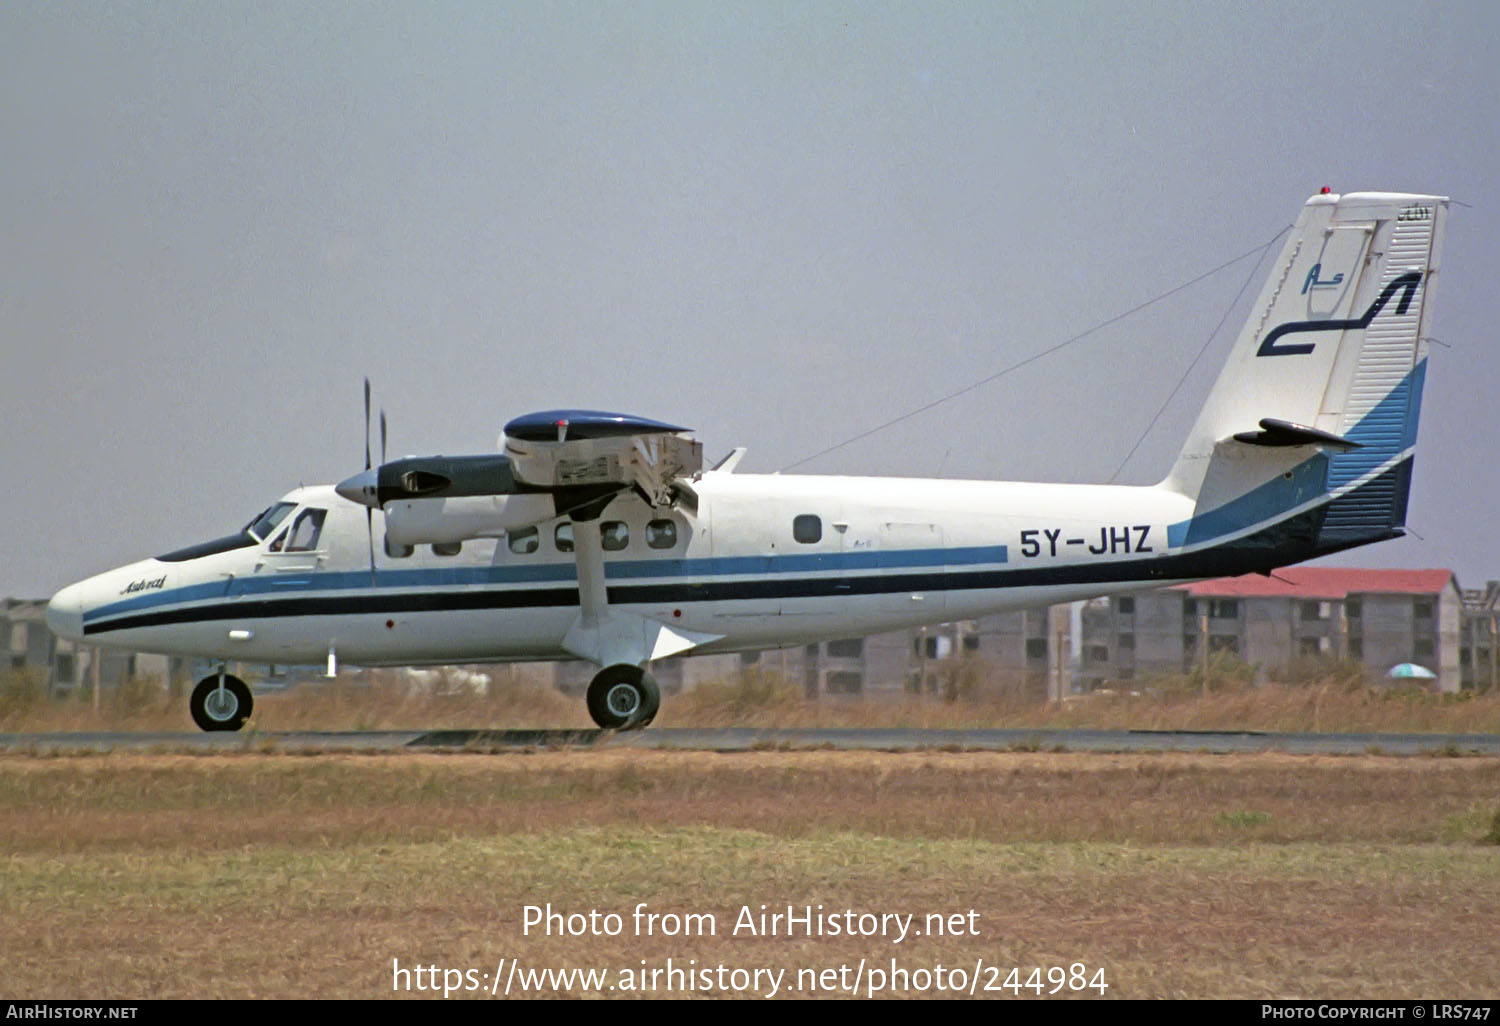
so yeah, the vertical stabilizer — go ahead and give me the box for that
[1164,191,1447,557]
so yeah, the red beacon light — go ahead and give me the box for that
[1320,186,1332,194]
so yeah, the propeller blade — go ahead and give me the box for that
[363,378,372,471]
[366,507,376,582]
[380,410,388,465]
[364,379,376,579]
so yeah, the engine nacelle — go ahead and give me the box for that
[502,410,702,507]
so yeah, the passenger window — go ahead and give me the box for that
[508,527,539,555]
[601,521,629,551]
[793,514,822,544]
[384,536,413,559]
[284,509,327,552]
[555,523,574,553]
[646,519,677,550]
[432,542,461,557]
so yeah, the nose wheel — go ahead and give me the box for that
[190,674,253,732]
[586,665,660,730]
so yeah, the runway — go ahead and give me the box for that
[1,727,1498,755]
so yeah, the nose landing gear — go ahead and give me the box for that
[190,672,253,732]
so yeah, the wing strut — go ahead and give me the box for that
[560,507,720,668]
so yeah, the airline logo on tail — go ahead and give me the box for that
[1256,272,1423,357]
[1301,263,1345,293]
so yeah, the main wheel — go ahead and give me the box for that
[190,674,253,732]
[586,665,660,730]
[637,673,661,727]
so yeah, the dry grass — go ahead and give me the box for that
[2,749,1499,998]
[5,665,1500,735]
[667,670,1500,733]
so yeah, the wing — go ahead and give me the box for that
[336,409,704,544]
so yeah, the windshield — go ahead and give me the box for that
[243,502,296,541]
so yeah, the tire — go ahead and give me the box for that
[636,672,661,727]
[586,665,660,730]
[190,674,253,732]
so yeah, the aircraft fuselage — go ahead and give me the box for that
[49,471,1209,668]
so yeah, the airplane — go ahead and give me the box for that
[46,190,1450,732]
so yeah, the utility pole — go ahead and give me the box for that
[918,626,929,695]
[1200,609,1210,697]
[1482,612,1494,693]
[1053,626,1065,704]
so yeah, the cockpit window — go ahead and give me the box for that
[280,508,327,552]
[244,502,296,541]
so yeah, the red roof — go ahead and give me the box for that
[1172,568,1454,599]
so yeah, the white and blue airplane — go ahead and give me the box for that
[46,190,1449,731]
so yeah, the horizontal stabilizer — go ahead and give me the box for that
[1231,418,1363,451]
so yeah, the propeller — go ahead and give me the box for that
[364,378,376,580]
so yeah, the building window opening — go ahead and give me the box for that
[825,671,863,694]
[826,638,863,658]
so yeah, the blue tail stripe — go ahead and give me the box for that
[1167,359,1425,547]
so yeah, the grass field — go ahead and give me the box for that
[3,748,1498,999]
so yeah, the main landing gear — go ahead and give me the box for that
[586,664,660,730]
[190,673,253,732]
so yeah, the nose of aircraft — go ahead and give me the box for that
[46,582,87,642]
[335,468,379,508]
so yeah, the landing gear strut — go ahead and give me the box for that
[586,665,660,730]
[190,673,253,732]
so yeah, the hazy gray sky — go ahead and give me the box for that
[3,1,1497,597]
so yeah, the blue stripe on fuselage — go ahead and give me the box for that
[82,544,1011,625]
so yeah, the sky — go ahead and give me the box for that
[3,1,1498,598]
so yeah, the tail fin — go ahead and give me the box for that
[1165,190,1448,559]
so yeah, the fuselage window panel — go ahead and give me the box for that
[646,519,678,550]
[432,541,461,557]
[601,521,629,551]
[384,536,414,559]
[508,527,539,555]
[555,523,575,553]
[793,514,822,544]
